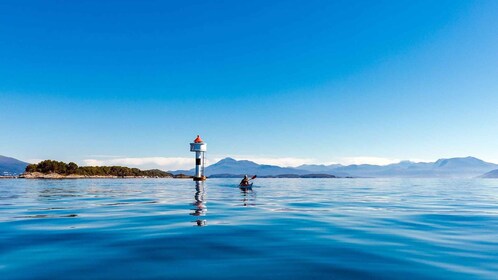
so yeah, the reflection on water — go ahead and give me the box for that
[240,188,256,207]
[191,181,207,226]
[1,178,498,279]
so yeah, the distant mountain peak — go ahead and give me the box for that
[0,155,29,175]
[436,156,482,162]
[217,157,237,163]
[434,156,488,168]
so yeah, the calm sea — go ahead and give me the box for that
[0,178,497,279]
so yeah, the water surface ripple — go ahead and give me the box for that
[1,178,497,279]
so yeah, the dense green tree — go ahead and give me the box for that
[26,164,37,172]
[67,162,78,174]
[25,160,172,177]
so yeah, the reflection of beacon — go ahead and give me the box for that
[190,135,207,181]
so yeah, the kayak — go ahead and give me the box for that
[239,183,253,190]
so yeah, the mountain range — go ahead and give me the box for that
[171,156,498,178]
[2,155,498,178]
[0,155,29,175]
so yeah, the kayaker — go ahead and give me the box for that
[240,175,250,186]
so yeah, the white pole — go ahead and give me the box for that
[202,152,205,177]
[195,151,202,178]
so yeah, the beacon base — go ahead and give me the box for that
[193,176,207,181]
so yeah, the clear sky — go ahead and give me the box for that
[1,0,497,170]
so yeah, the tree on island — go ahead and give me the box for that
[26,160,172,178]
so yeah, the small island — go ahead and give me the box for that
[21,160,184,179]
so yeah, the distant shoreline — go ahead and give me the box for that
[1,173,347,179]
[0,172,193,179]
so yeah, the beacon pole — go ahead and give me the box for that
[190,135,207,181]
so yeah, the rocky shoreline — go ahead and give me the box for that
[11,172,193,179]
[20,172,133,179]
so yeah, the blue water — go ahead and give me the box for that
[1,178,498,279]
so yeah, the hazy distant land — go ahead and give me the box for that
[480,169,498,178]
[2,155,498,179]
[171,157,498,179]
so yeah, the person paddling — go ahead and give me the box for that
[240,175,257,187]
[240,175,250,187]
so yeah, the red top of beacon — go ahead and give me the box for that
[194,135,203,143]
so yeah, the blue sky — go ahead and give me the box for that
[1,0,497,170]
